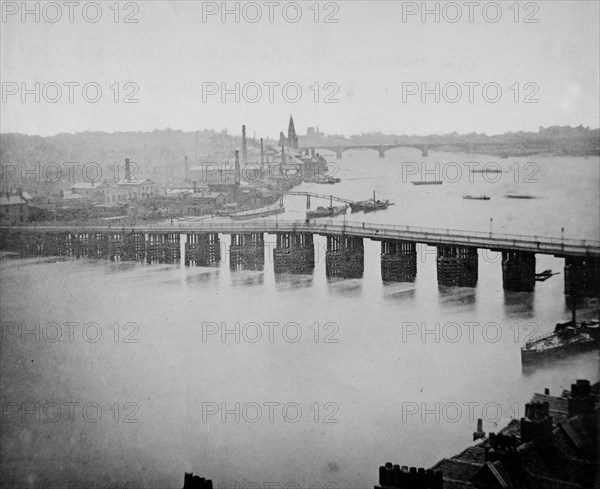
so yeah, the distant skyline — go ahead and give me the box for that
[2,122,599,140]
[1,1,599,137]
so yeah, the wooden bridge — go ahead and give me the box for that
[2,220,599,296]
[6,220,597,257]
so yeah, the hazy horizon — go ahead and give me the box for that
[2,1,599,137]
[2,122,599,140]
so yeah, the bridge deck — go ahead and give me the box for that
[4,220,599,258]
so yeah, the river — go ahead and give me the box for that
[1,149,598,489]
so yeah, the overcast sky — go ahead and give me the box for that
[1,0,599,137]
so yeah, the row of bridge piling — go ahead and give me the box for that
[230,233,265,271]
[273,232,315,275]
[1,230,598,300]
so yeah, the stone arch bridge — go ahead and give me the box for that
[300,142,503,159]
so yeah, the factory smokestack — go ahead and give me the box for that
[241,125,247,165]
[125,158,131,182]
[235,150,240,184]
[260,138,264,166]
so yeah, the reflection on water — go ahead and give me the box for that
[326,278,364,297]
[230,270,264,287]
[274,274,314,290]
[0,151,598,489]
[437,286,477,308]
[503,291,536,319]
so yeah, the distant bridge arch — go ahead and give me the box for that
[299,142,501,159]
[301,144,432,159]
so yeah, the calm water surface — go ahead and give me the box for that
[1,150,599,488]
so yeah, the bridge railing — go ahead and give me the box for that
[143,219,599,249]
[4,219,600,253]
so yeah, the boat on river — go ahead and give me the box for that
[306,205,348,219]
[350,192,393,213]
[316,176,341,184]
[463,195,490,200]
[362,200,391,213]
[535,269,559,282]
[231,202,285,220]
[521,305,599,364]
[505,193,535,199]
[412,180,442,185]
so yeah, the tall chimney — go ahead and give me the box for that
[125,158,131,182]
[234,150,240,184]
[281,146,286,175]
[184,155,189,182]
[260,138,264,166]
[242,125,247,165]
[473,418,485,441]
[520,402,552,445]
[568,379,594,418]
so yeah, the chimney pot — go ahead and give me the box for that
[576,379,590,396]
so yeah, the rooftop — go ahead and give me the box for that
[0,195,27,205]
[376,380,599,489]
[115,178,154,186]
[70,181,109,190]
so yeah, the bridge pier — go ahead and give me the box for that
[72,233,85,259]
[185,233,220,267]
[146,233,180,264]
[380,240,417,282]
[230,233,264,271]
[325,235,364,279]
[436,245,478,287]
[87,232,109,260]
[122,232,146,261]
[106,232,125,261]
[41,232,70,258]
[0,229,25,257]
[421,146,429,157]
[273,232,315,275]
[502,251,536,292]
[564,256,600,303]
[378,146,385,158]
[335,147,342,159]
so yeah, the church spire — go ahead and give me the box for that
[287,115,298,149]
